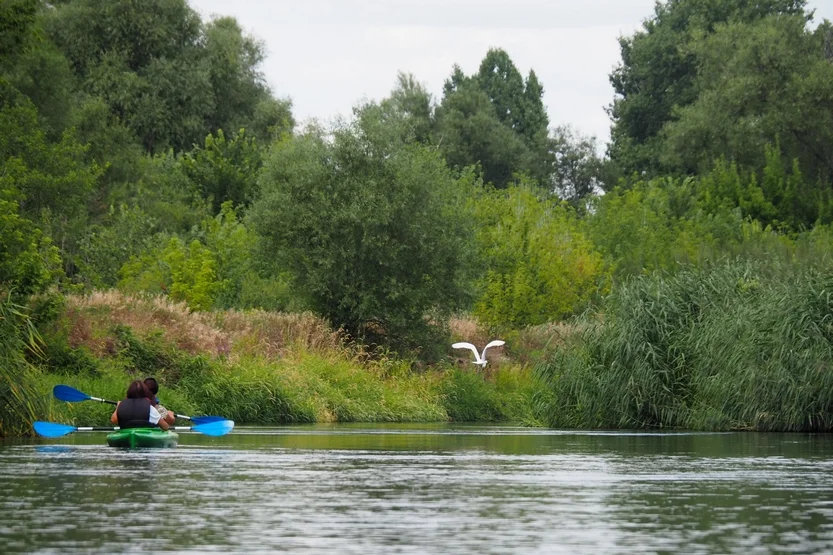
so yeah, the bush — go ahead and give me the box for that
[472,182,607,328]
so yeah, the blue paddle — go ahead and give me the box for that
[33,419,234,438]
[52,385,227,424]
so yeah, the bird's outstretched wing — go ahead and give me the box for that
[452,342,482,363]
[480,340,505,360]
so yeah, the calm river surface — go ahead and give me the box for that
[2,424,832,554]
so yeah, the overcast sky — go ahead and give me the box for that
[189,0,833,146]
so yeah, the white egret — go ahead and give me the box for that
[452,340,505,367]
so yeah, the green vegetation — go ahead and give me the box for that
[2,0,833,435]
[249,114,476,356]
[0,295,49,437]
[31,293,538,427]
[535,257,833,431]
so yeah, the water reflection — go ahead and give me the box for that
[2,425,832,554]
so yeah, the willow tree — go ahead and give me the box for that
[250,107,477,357]
[660,15,833,190]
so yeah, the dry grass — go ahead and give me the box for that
[449,315,580,368]
[64,292,574,372]
[216,309,343,359]
[514,321,580,363]
[449,316,488,346]
[65,291,344,361]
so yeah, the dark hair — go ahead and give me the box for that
[126,380,150,400]
[144,377,159,395]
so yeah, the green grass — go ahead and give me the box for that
[34,352,537,428]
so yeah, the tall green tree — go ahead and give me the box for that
[435,79,530,188]
[44,0,209,153]
[548,126,613,201]
[0,0,38,63]
[660,16,833,188]
[201,16,294,142]
[476,48,550,177]
[250,112,476,355]
[476,48,527,131]
[44,0,292,153]
[45,0,203,76]
[180,129,263,213]
[375,72,434,144]
[2,21,77,140]
[608,0,808,175]
[435,49,552,188]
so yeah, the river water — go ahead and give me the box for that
[1,424,832,554]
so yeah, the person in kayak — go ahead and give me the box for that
[109,380,170,430]
[144,377,176,426]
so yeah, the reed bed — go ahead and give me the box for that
[0,296,49,437]
[535,257,833,431]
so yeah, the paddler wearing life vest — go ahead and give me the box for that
[110,380,170,430]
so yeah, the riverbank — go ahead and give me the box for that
[28,291,546,429]
[13,255,833,437]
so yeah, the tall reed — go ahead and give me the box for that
[536,257,833,431]
[0,295,47,437]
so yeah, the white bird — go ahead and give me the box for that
[452,340,505,367]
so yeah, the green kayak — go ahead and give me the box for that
[106,428,179,448]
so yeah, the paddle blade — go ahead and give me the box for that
[53,385,91,403]
[192,419,235,437]
[33,421,76,438]
[190,415,228,425]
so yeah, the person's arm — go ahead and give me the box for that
[110,402,119,424]
[156,404,176,425]
[149,405,169,430]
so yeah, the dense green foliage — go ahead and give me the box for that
[43,0,292,153]
[535,257,833,431]
[2,0,833,434]
[609,0,833,205]
[434,49,551,188]
[608,0,809,174]
[472,182,606,328]
[250,113,477,355]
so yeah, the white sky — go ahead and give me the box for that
[189,0,833,146]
